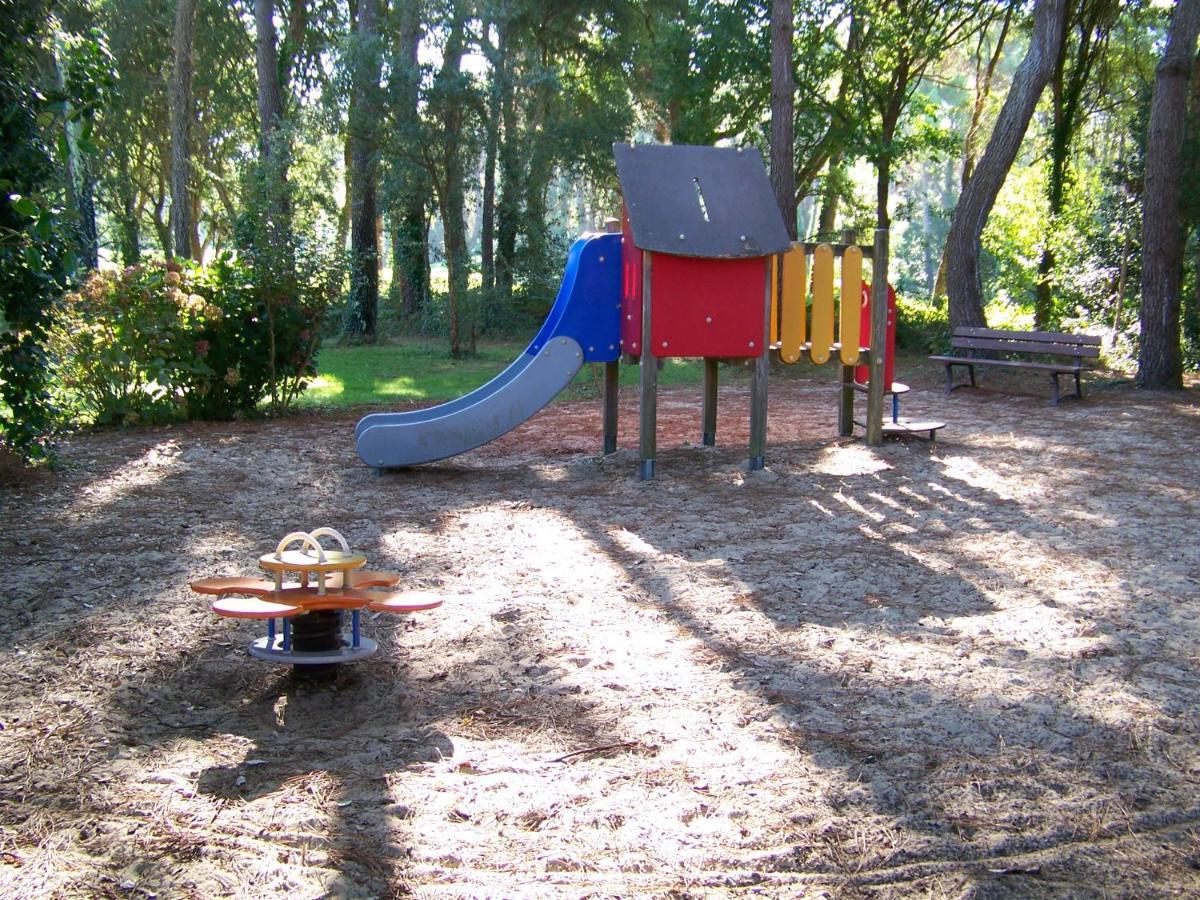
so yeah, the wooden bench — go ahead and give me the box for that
[929,327,1101,405]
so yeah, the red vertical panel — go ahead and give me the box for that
[620,207,644,355]
[649,256,766,358]
[855,282,897,389]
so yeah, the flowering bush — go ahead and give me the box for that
[50,254,334,425]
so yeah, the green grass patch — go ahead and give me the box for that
[296,338,713,411]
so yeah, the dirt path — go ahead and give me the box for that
[2,363,1199,898]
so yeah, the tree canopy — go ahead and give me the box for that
[2,0,1197,457]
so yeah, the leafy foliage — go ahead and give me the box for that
[0,1,72,461]
[49,254,337,425]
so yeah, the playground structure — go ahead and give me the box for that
[355,143,929,478]
[190,528,441,670]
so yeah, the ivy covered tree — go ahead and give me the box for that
[1,1,72,461]
[1138,0,1200,388]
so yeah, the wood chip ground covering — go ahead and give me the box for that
[1,360,1199,898]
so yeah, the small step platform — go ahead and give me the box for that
[882,418,945,440]
[851,380,945,441]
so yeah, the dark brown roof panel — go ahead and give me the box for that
[614,143,791,259]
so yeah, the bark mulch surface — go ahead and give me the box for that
[2,360,1199,898]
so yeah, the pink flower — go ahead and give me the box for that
[195,340,210,356]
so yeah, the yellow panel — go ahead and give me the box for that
[839,245,863,365]
[810,244,835,365]
[770,254,779,345]
[779,243,807,364]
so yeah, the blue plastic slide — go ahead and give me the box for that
[355,232,622,468]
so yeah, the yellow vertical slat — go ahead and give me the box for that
[779,243,807,364]
[810,244,835,365]
[839,245,863,365]
[770,254,779,345]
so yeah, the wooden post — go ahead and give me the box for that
[639,252,657,480]
[603,361,619,454]
[866,228,889,446]
[748,257,771,470]
[838,363,854,436]
[702,358,718,446]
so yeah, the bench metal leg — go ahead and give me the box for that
[1049,373,1061,406]
[945,362,975,395]
[1075,370,1083,399]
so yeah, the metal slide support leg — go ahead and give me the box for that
[865,229,889,447]
[603,360,619,454]
[748,258,771,470]
[838,364,854,436]
[702,357,718,446]
[639,253,657,480]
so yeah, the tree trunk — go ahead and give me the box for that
[816,154,844,239]
[495,45,521,305]
[386,0,426,320]
[1137,0,1200,389]
[434,6,471,356]
[390,205,428,316]
[254,0,293,261]
[481,13,509,293]
[770,0,796,239]
[874,79,907,231]
[255,0,285,156]
[932,3,1014,303]
[1186,57,1200,357]
[921,172,936,294]
[116,152,141,266]
[54,40,99,271]
[153,168,172,258]
[945,0,1068,330]
[346,0,381,339]
[1035,0,1117,330]
[169,0,197,260]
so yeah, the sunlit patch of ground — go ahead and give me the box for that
[1,364,1199,896]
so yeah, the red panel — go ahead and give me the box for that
[620,207,644,354]
[649,255,766,358]
[855,282,896,389]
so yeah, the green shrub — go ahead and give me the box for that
[50,263,179,424]
[894,294,950,354]
[50,254,334,426]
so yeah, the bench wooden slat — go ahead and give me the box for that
[955,326,1100,346]
[950,337,1100,358]
[930,355,1081,372]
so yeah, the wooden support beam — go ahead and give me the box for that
[865,228,889,446]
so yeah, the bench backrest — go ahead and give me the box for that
[950,326,1101,360]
